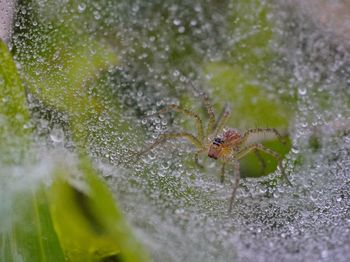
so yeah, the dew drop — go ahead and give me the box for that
[78,3,86,13]
[298,87,307,95]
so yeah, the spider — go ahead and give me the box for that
[136,89,291,212]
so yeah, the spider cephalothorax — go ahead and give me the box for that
[208,137,224,159]
[137,90,291,212]
[208,129,243,160]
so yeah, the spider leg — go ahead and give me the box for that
[145,104,204,142]
[220,163,225,183]
[254,149,267,176]
[242,128,286,145]
[194,152,204,169]
[201,91,216,136]
[190,83,216,136]
[214,103,230,129]
[236,143,292,186]
[228,160,241,213]
[213,103,231,137]
[135,132,202,158]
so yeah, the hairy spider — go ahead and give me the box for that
[137,90,291,212]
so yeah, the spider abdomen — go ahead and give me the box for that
[223,128,242,144]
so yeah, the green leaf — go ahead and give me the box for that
[0,39,65,262]
[0,39,148,261]
[49,156,150,262]
[0,184,66,262]
[0,40,31,164]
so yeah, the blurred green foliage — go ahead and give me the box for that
[50,157,149,262]
[0,39,149,261]
[0,41,31,164]
[0,40,65,262]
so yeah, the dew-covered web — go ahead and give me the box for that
[105,2,350,261]
[11,0,350,261]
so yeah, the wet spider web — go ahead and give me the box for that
[102,2,350,261]
[10,0,350,261]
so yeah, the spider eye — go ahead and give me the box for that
[213,137,223,146]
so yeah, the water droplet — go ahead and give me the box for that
[161,161,170,170]
[173,70,180,77]
[158,171,166,177]
[49,128,64,143]
[78,3,86,13]
[291,147,299,154]
[93,11,101,20]
[175,208,185,215]
[298,87,307,95]
[190,20,197,26]
[173,19,181,26]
